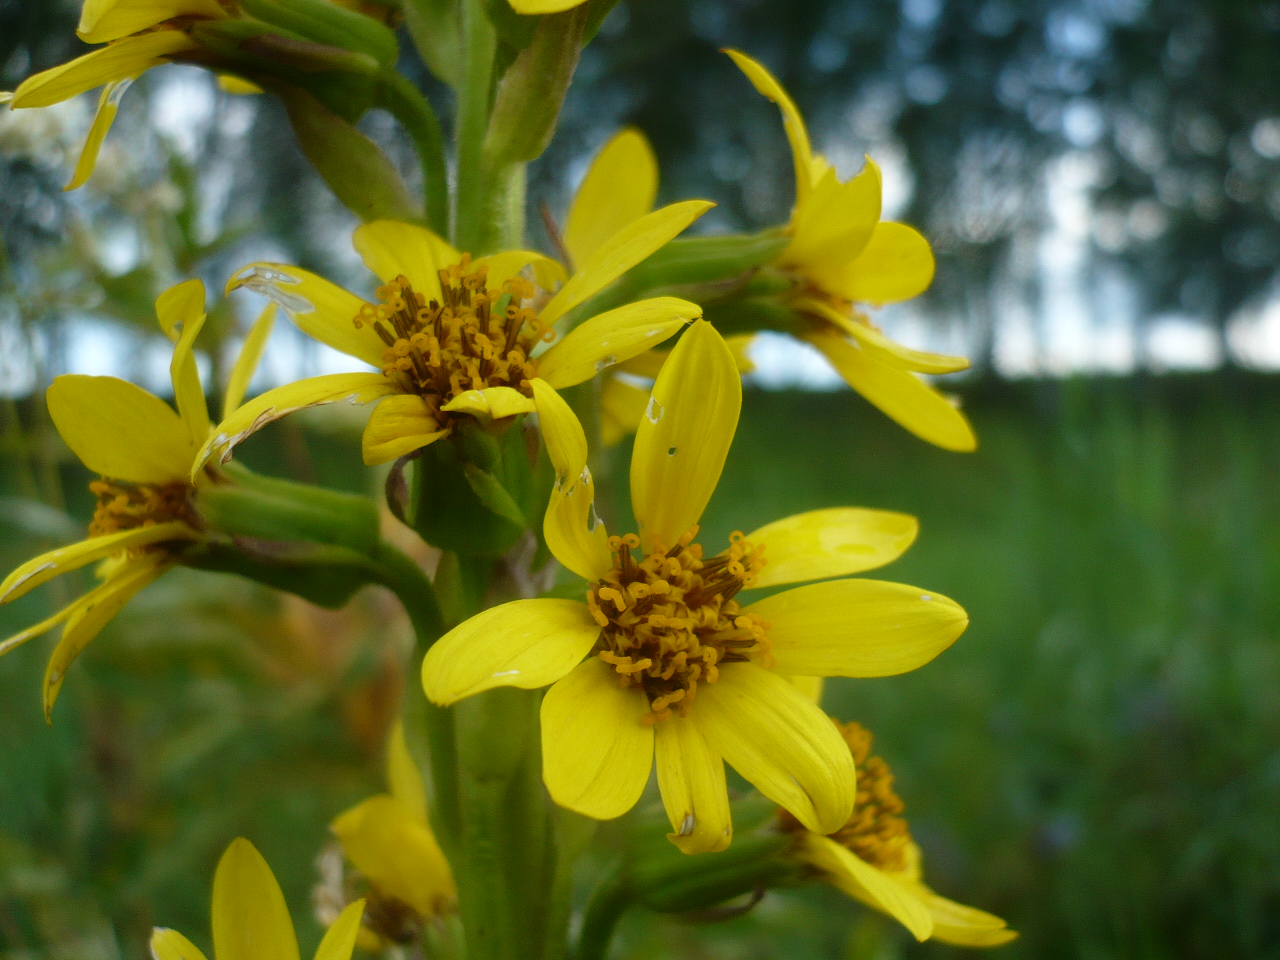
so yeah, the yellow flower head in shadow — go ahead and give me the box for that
[726,49,976,452]
[0,279,273,720]
[328,722,456,948]
[151,837,367,960]
[781,720,1017,947]
[423,319,969,855]
[7,0,238,191]
[206,205,711,469]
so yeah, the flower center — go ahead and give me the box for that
[89,478,196,538]
[586,527,770,723]
[353,256,554,428]
[781,721,912,872]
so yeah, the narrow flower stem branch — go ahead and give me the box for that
[571,870,632,960]
[453,0,497,252]
[375,70,450,236]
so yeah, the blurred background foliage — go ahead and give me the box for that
[3,0,1280,958]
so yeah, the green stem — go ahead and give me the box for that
[371,540,444,640]
[453,0,497,252]
[572,870,631,960]
[375,70,450,235]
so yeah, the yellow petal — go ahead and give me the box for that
[654,715,732,854]
[11,32,197,108]
[440,386,536,420]
[331,796,454,917]
[226,264,385,367]
[799,834,934,941]
[421,598,599,706]
[788,675,824,704]
[630,319,740,551]
[507,0,587,12]
[217,74,262,95]
[44,553,170,719]
[540,200,714,325]
[812,222,935,306]
[914,886,1018,947]
[564,128,658,267]
[808,332,977,452]
[79,0,225,43]
[536,297,698,390]
[197,372,395,474]
[724,49,816,206]
[150,928,211,960]
[531,380,611,581]
[0,521,196,604]
[312,900,367,960]
[475,250,566,293]
[361,394,448,466]
[540,656,654,819]
[696,662,854,833]
[65,78,133,191]
[352,220,459,299]
[600,377,650,447]
[616,349,666,379]
[783,160,881,274]
[47,374,195,483]
[0,572,107,659]
[747,508,917,588]
[212,838,300,960]
[725,333,757,374]
[797,298,968,374]
[156,278,211,447]
[223,302,277,419]
[386,720,427,824]
[746,579,967,677]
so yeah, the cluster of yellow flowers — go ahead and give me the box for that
[2,0,1014,953]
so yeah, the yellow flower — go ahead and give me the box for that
[0,279,274,719]
[206,207,710,468]
[781,720,1017,947]
[8,0,228,190]
[507,0,586,11]
[329,721,456,947]
[151,837,367,960]
[422,319,969,855]
[562,129,755,446]
[727,50,976,452]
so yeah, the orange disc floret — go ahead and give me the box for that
[586,526,770,723]
[352,259,551,432]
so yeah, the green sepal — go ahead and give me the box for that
[481,0,538,57]
[402,0,464,87]
[701,294,806,338]
[464,464,528,528]
[484,6,588,166]
[180,538,383,609]
[582,0,621,43]
[239,0,400,67]
[575,231,791,321]
[196,463,381,554]
[187,21,381,119]
[624,232,791,293]
[626,799,800,914]
[413,427,528,556]
[274,84,419,221]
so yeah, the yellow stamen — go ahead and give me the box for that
[586,526,770,722]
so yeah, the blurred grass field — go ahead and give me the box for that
[3,374,1280,960]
